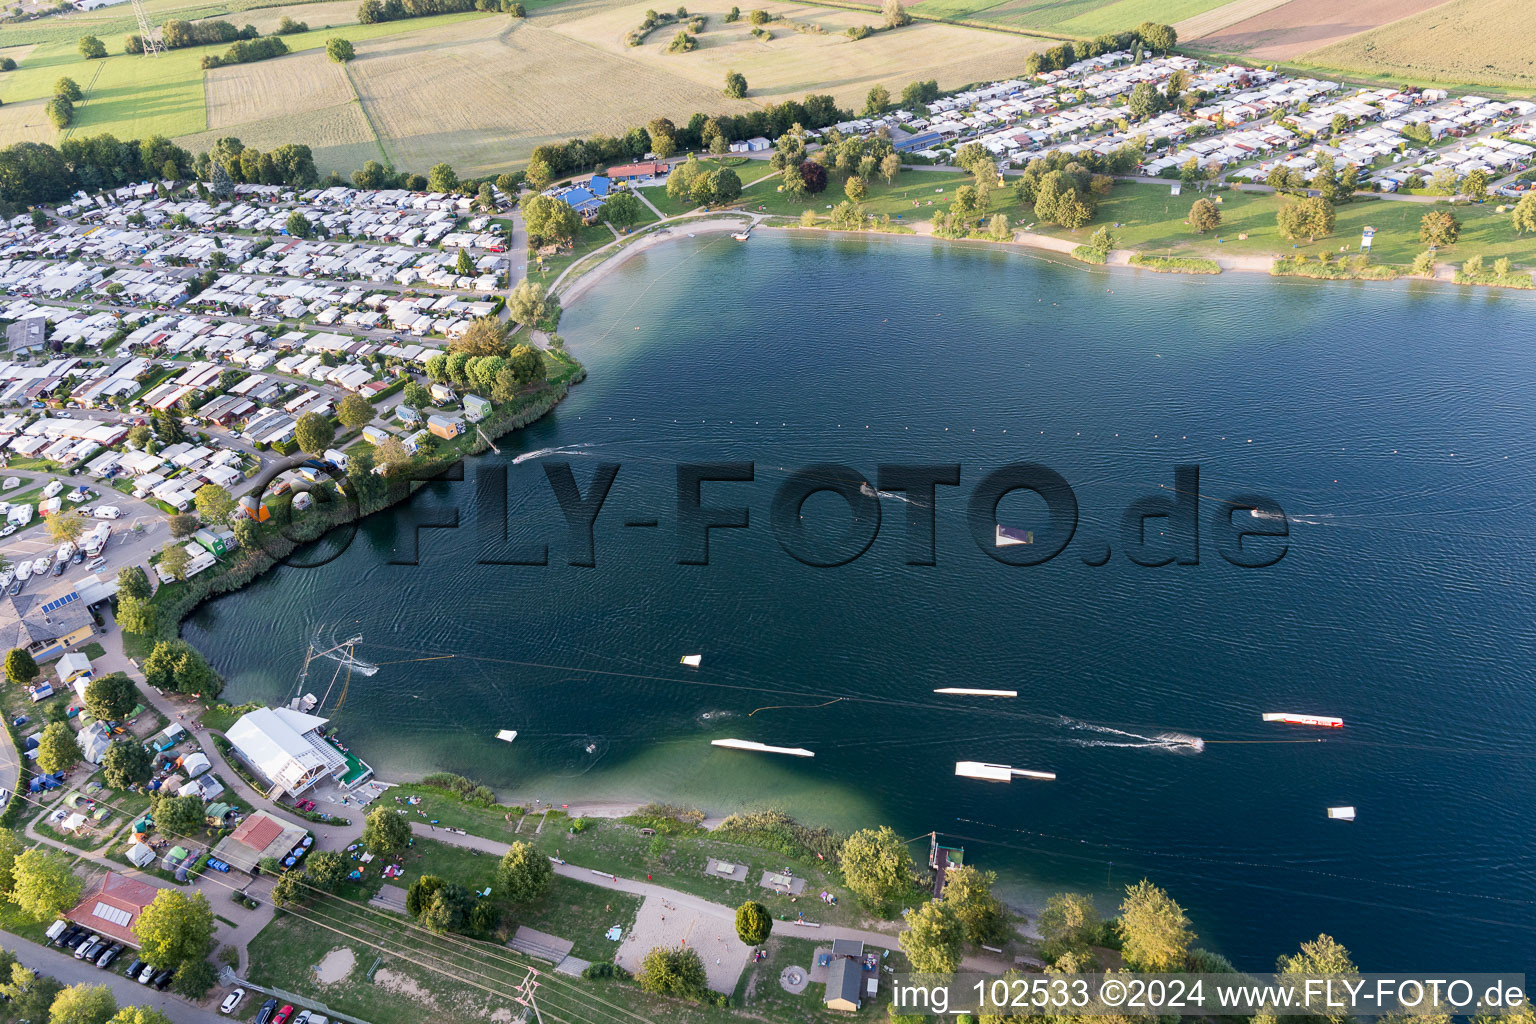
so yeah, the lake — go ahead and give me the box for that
[186,231,1536,970]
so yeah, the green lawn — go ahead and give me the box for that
[390,837,641,960]
[386,784,865,927]
[530,220,615,281]
[741,166,998,224]
[1025,182,1536,268]
[637,185,701,219]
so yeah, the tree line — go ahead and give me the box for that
[358,0,521,23]
[1025,21,1177,76]
[521,91,849,189]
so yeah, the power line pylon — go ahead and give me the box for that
[131,0,163,56]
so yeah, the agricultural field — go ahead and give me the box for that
[346,15,751,175]
[906,0,1227,35]
[1171,0,1292,42]
[1187,0,1450,61]
[549,0,1046,114]
[1299,0,1536,90]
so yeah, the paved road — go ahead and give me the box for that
[1,929,230,1024]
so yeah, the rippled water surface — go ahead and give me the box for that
[188,233,1536,969]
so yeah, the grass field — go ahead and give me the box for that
[550,0,1047,115]
[1298,0,1536,89]
[1024,182,1536,268]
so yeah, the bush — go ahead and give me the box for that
[711,809,843,861]
[421,772,501,806]
[623,803,705,835]
[326,37,355,62]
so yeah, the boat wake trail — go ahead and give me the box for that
[1059,717,1204,754]
[512,443,596,465]
[1249,509,1334,527]
[859,482,929,509]
[310,625,379,676]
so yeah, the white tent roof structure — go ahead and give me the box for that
[225,707,345,795]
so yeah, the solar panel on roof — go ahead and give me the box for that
[41,592,80,614]
[91,902,132,927]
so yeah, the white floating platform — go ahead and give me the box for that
[680,654,702,667]
[712,739,814,758]
[996,524,1034,547]
[1327,806,1356,820]
[935,688,1018,698]
[955,761,1056,783]
[1262,713,1343,728]
[496,730,518,743]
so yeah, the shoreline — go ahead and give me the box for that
[547,203,1536,294]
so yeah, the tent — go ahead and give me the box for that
[61,812,87,832]
[126,842,155,868]
[181,752,211,778]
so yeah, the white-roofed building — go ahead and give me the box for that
[225,707,348,796]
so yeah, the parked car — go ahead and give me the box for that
[272,1004,295,1024]
[53,925,82,948]
[74,935,104,960]
[124,957,146,979]
[151,967,175,990]
[294,1011,312,1024]
[255,999,279,1024]
[62,928,89,950]
[96,942,124,969]
[220,988,246,1014]
[137,963,156,984]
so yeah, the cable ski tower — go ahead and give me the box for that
[131,0,163,56]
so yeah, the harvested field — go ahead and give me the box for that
[197,0,362,34]
[204,50,354,130]
[1192,0,1450,60]
[1302,0,1536,88]
[348,16,754,175]
[959,0,1224,33]
[176,97,381,173]
[550,0,1047,112]
[1174,0,1292,41]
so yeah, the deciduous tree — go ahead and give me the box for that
[44,515,81,549]
[325,37,354,62]
[338,393,373,430]
[47,983,116,1024]
[83,672,138,721]
[840,825,915,910]
[522,194,580,243]
[899,899,964,972]
[194,483,236,524]
[36,721,82,773]
[1118,878,1193,972]
[638,945,707,999]
[1419,209,1461,246]
[735,900,771,945]
[497,841,553,903]
[294,410,335,454]
[1513,193,1536,236]
[12,848,83,920]
[427,162,459,193]
[941,865,1008,946]
[5,647,38,685]
[723,70,747,98]
[79,35,108,58]
[363,805,411,854]
[158,542,190,581]
[1189,197,1220,234]
[133,889,215,968]
[101,739,152,790]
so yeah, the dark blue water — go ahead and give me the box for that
[188,232,1536,971]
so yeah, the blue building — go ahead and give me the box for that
[554,175,613,219]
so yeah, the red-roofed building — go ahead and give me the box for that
[606,162,669,181]
[64,872,164,946]
[211,809,309,874]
